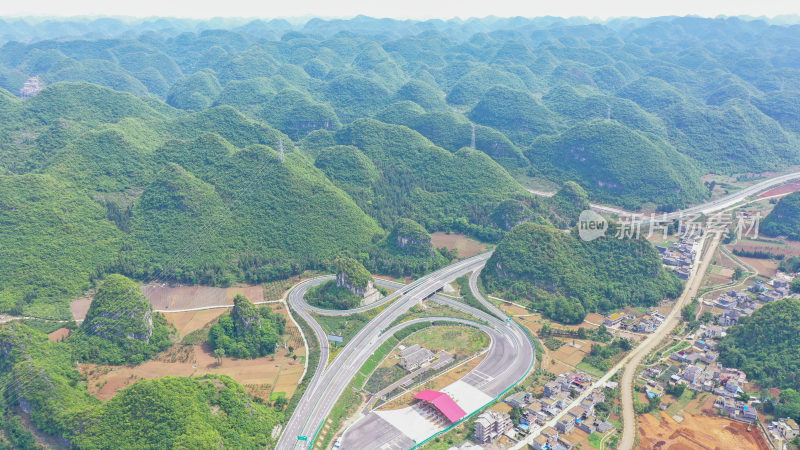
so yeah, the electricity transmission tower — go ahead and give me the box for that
[471,123,476,149]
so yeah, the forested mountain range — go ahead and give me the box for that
[2,16,800,319]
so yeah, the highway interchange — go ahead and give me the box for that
[278,170,800,450]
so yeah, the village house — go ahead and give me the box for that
[556,416,575,434]
[531,435,549,450]
[399,344,435,371]
[544,381,561,397]
[577,415,597,433]
[541,426,559,441]
[567,406,586,420]
[718,309,741,327]
[596,421,614,433]
[775,418,800,441]
[473,410,513,444]
[604,312,626,326]
[505,391,533,408]
[682,365,703,384]
[552,437,574,450]
[714,296,737,310]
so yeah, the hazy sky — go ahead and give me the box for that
[1,0,798,20]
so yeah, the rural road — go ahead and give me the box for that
[617,231,721,450]
[282,170,798,450]
[511,231,716,450]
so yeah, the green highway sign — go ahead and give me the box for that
[297,436,308,441]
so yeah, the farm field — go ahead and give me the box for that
[430,232,488,258]
[69,280,297,322]
[141,284,265,310]
[759,180,800,198]
[637,411,770,450]
[81,344,304,402]
[80,299,306,402]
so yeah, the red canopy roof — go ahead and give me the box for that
[413,390,467,423]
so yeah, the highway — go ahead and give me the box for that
[659,170,800,220]
[530,170,800,220]
[291,275,430,317]
[281,171,800,450]
[338,294,534,449]
[277,252,493,450]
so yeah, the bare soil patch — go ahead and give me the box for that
[638,411,770,450]
[734,256,780,278]
[550,339,593,367]
[70,296,92,322]
[162,308,228,338]
[430,232,488,258]
[142,284,264,311]
[81,300,306,402]
[47,327,71,342]
[759,180,800,198]
[81,345,304,402]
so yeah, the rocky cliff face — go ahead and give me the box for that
[85,309,154,343]
[390,218,433,256]
[231,294,261,333]
[336,271,375,298]
[334,256,380,305]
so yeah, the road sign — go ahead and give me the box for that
[297,436,308,441]
[327,334,344,343]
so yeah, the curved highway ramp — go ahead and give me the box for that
[338,288,534,449]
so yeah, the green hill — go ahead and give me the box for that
[445,66,527,106]
[542,85,667,137]
[719,297,800,391]
[256,89,341,139]
[761,192,800,240]
[334,118,526,228]
[167,70,222,111]
[0,174,122,318]
[366,218,450,277]
[468,85,563,145]
[306,257,374,310]
[75,375,283,449]
[394,80,448,111]
[153,134,382,282]
[527,120,706,209]
[14,82,167,124]
[324,74,391,122]
[127,163,238,284]
[481,222,682,323]
[0,322,282,448]
[0,322,100,443]
[376,106,528,169]
[68,274,173,365]
[754,91,800,133]
[208,294,286,359]
[213,77,277,117]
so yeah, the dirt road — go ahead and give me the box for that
[618,231,721,450]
